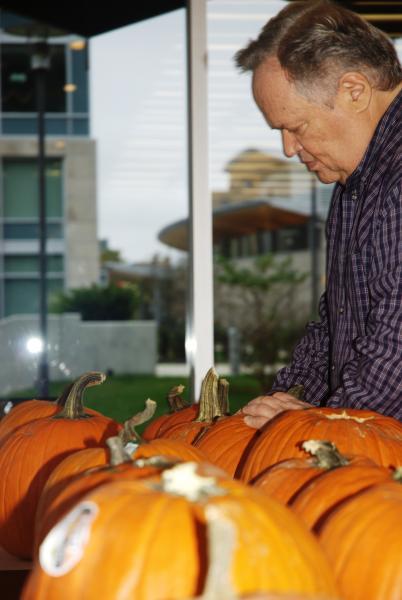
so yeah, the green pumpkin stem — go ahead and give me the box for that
[393,466,402,483]
[55,381,74,406]
[301,440,349,470]
[119,398,157,445]
[218,378,230,415]
[287,384,305,400]
[54,371,106,420]
[167,384,189,412]
[196,368,219,422]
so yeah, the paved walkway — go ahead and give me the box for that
[155,363,235,377]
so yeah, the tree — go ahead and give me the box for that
[215,253,308,391]
[51,283,140,321]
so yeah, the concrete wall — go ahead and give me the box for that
[0,313,157,396]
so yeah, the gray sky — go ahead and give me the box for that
[89,2,287,263]
[89,1,402,264]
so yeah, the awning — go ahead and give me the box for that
[0,2,186,37]
[159,200,310,251]
[0,1,400,38]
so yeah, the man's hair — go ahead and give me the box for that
[235,0,402,99]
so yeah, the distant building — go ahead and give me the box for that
[159,148,333,315]
[159,148,332,262]
[0,10,99,317]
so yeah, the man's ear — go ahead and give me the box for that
[338,72,372,113]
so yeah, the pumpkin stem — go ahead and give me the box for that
[393,466,402,483]
[167,384,189,412]
[287,384,304,400]
[53,372,106,420]
[218,378,230,415]
[160,462,225,501]
[196,368,219,423]
[106,436,132,466]
[119,398,157,445]
[55,381,74,407]
[301,440,349,469]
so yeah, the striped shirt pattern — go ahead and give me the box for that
[272,89,402,420]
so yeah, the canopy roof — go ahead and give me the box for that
[159,200,310,251]
[0,1,400,38]
[0,1,186,37]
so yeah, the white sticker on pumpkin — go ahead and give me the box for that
[39,501,99,577]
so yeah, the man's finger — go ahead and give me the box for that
[244,415,271,429]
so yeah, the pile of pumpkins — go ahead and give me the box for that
[0,368,401,599]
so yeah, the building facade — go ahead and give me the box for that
[0,10,99,318]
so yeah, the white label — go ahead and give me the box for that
[39,501,99,577]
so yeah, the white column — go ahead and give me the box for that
[186,0,214,402]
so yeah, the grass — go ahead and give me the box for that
[8,373,263,432]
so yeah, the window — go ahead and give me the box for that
[4,277,64,316]
[4,159,63,218]
[1,43,66,113]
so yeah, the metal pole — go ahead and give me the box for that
[32,42,50,397]
[185,0,214,402]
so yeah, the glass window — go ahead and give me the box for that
[71,43,88,113]
[3,223,63,239]
[276,226,309,252]
[4,277,64,316]
[1,43,66,112]
[3,159,63,218]
[4,254,64,272]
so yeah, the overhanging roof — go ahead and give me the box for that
[0,1,401,38]
[290,1,402,38]
[159,200,310,252]
[0,1,186,38]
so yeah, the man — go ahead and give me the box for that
[235,0,402,426]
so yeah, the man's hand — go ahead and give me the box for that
[239,392,311,429]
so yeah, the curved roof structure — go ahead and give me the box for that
[159,199,310,251]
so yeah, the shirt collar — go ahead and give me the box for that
[346,87,402,189]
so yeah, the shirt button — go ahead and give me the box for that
[331,364,335,371]
[351,190,357,201]
[339,306,344,314]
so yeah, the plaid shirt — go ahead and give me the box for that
[272,89,402,420]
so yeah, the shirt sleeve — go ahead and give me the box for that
[326,179,402,419]
[270,291,330,405]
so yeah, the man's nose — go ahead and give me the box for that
[282,130,302,157]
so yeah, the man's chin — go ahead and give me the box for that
[315,169,341,185]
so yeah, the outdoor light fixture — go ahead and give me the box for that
[69,39,86,51]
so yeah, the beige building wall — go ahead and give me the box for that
[0,136,100,290]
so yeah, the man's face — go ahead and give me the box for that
[252,57,360,185]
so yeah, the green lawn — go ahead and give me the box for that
[8,373,262,432]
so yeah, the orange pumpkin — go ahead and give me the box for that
[0,380,98,444]
[0,371,120,559]
[290,454,393,532]
[23,462,338,599]
[142,384,198,441]
[238,407,402,482]
[132,437,208,464]
[252,440,350,504]
[318,469,402,600]
[34,437,171,553]
[194,414,260,477]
